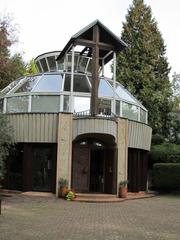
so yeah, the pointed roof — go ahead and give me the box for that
[56,19,127,62]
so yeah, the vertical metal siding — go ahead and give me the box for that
[7,113,58,143]
[128,121,152,151]
[73,118,117,140]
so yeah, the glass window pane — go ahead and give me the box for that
[64,74,71,91]
[74,97,90,112]
[140,108,147,123]
[0,98,3,113]
[15,76,41,93]
[1,77,24,94]
[33,74,63,92]
[86,59,92,74]
[63,95,70,112]
[99,79,114,97]
[36,61,42,73]
[66,54,72,72]
[74,75,90,92]
[77,56,88,73]
[6,96,29,113]
[40,58,48,72]
[122,102,138,121]
[57,57,64,71]
[116,100,120,115]
[73,55,79,72]
[98,99,111,115]
[32,96,60,112]
[47,56,56,71]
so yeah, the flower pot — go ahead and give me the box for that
[58,186,69,198]
[119,187,128,198]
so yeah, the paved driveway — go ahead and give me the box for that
[0,194,180,240]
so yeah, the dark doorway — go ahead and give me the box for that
[90,149,104,192]
[32,146,54,192]
[90,148,114,194]
[128,148,148,192]
[23,144,57,193]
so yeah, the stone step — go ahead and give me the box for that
[74,192,157,203]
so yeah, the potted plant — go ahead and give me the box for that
[119,180,128,198]
[58,178,69,198]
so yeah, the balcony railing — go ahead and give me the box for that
[73,109,116,120]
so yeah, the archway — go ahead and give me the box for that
[72,133,117,194]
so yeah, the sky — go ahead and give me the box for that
[0,0,180,78]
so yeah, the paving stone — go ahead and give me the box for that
[0,194,180,240]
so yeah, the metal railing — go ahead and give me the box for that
[73,109,116,120]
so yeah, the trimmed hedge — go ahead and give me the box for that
[153,163,180,190]
[149,144,180,167]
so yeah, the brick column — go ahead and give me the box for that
[56,113,73,196]
[117,118,128,196]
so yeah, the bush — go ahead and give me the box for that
[149,143,180,167]
[151,134,165,145]
[66,191,75,201]
[153,163,180,190]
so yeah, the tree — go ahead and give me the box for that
[0,114,13,185]
[0,15,26,90]
[172,73,180,110]
[26,58,37,75]
[117,0,172,134]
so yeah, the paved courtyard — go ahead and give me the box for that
[0,194,180,240]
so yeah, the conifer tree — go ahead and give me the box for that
[117,0,172,134]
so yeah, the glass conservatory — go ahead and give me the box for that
[1,20,152,196]
[0,51,147,124]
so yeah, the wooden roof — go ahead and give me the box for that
[56,19,127,64]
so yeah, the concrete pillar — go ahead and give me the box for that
[56,113,73,196]
[117,118,128,196]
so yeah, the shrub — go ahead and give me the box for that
[153,163,180,190]
[66,191,75,201]
[149,143,180,167]
[151,134,165,145]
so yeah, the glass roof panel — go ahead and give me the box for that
[98,78,114,97]
[1,77,24,94]
[64,74,90,92]
[33,74,63,92]
[115,84,138,104]
[15,76,41,93]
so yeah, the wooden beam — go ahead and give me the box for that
[75,39,95,48]
[91,25,99,116]
[75,38,115,51]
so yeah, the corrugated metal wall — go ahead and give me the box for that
[73,118,117,140]
[128,121,152,151]
[7,113,58,143]
[6,114,152,151]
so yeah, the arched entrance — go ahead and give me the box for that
[72,134,117,194]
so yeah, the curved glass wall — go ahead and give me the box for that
[35,52,92,75]
[0,72,148,124]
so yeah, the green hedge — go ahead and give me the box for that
[153,163,180,190]
[149,144,180,167]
